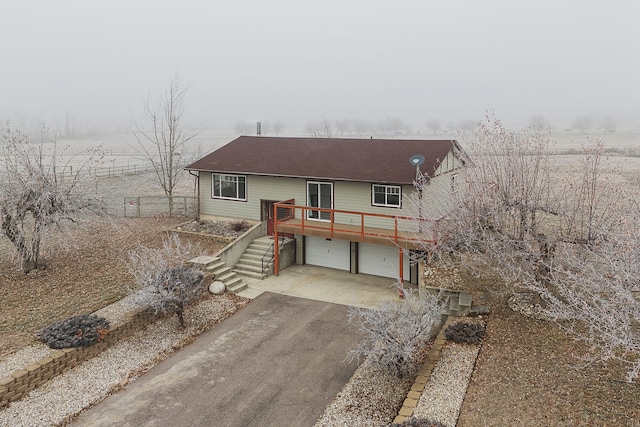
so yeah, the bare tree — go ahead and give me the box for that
[352,118,371,137]
[573,114,593,134]
[305,118,333,138]
[405,114,639,381]
[334,118,352,136]
[128,233,204,326]
[132,75,196,216]
[426,118,442,135]
[346,289,443,378]
[600,116,616,134]
[528,114,550,130]
[458,118,477,135]
[272,120,285,136]
[0,124,104,273]
[378,116,406,136]
[234,120,254,135]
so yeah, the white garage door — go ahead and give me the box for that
[359,243,410,280]
[305,236,351,271]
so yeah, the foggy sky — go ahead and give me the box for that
[1,0,639,131]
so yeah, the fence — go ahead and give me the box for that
[124,196,197,218]
[61,156,201,179]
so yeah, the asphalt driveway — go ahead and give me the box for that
[71,292,362,427]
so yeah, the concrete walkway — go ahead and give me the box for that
[238,264,412,308]
[71,293,364,427]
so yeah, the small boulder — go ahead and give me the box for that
[208,280,226,295]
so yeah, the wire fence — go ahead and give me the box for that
[123,196,197,218]
[57,156,201,179]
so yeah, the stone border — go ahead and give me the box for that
[392,316,456,424]
[0,308,159,408]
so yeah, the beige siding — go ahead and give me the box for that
[422,167,467,219]
[197,169,465,231]
[199,173,305,221]
[333,181,417,229]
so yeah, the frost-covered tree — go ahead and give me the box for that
[406,114,639,381]
[128,233,204,326]
[346,290,443,378]
[0,124,104,273]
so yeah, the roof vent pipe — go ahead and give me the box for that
[257,121,262,136]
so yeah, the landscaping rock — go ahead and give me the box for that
[208,281,226,295]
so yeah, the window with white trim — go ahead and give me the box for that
[212,174,246,200]
[307,181,333,220]
[372,184,401,207]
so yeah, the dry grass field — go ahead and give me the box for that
[454,273,640,426]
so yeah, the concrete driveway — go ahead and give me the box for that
[71,292,362,427]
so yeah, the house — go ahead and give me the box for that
[185,136,467,284]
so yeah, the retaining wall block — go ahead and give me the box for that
[0,376,15,388]
[2,304,161,405]
[12,370,28,385]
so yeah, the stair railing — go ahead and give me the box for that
[261,236,285,276]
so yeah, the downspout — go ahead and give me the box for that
[188,170,200,221]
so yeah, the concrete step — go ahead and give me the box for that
[236,257,264,267]
[237,255,264,264]
[225,275,244,290]
[216,271,238,283]
[245,247,273,257]
[227,280,247,293]
[233,269,267,280]
[234,262,265,273]
[458,292,472,308]
[241,253,269,262]
[189,255,220,269]
[206,264,231,277]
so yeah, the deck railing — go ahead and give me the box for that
[272,203,436,246]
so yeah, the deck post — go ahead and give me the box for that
[274,203,280,276]
[398,247,404,298]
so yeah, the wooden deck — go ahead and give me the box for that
[275,218,433,250]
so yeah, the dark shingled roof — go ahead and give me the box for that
[186,136,460,184]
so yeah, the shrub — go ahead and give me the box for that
[137,265,204,326]
[37,314,110,349]
[347,289,444,378]
[445,321,486,344]
[230,220,250,233]
[128,233,205,327]
[390,418,447,427]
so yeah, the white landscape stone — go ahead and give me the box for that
[208,280,226,295]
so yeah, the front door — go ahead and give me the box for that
[262,200,276,235]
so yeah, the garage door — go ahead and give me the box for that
[358,243,410,280]
[305,236,350,271]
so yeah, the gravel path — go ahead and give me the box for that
[0,293,246,427]
[313,328,482,427]
[413,343,480,426]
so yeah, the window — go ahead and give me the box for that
[212,174,246,200]
[372,184,401,207]
[450,173,459,194]
[307,181,333,220]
